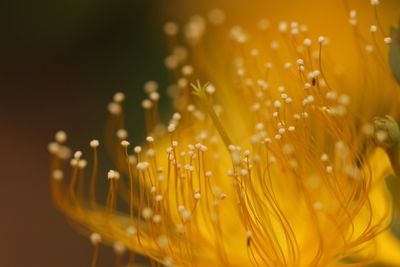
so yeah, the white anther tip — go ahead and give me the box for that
[90,139,99,148]
[121,140,130,147]
[55,130,67,143]
[90,233,102,245]
[113,92,125,103]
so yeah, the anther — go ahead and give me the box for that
[113,92,125,103]
[142,99,152,110]
[163,257,174,266]
[90,139,99,148]
[349,10,357,26]
[142,207,153,219]
[136,162,150,171]
[164,21,179,36]
[194,192,201,200]
[128,155,137,165]
[70,158,78,167]
[362,123,375,137]
[126,226,137,236]
[116,129,128,139]
[384,37,392,44]
[168,123,176,133]
[303,38,312,47]
[320,154,329,162]
[134,146,142,154]
[208,8,225,25]
[107,170,120,179]
[121,140,130,147]
[113,241,126,255]
[144,81,158,94]
[370,0,380,6]
[55,131,67,144]
[278,21,288,32]
[274,100,282,109]
[153,214,162,224]
[246,231,252,246]
[90,233,102,246]
[206,84,216,95]
[146,149,155,157]
[78,159,87,169]
[313,201,323,211]
[108,102,122,115]
[74,151,82,159]
[52,169,64,181]
[178,205,185,213]
[365,44,374,53]
[150,92,160,102]
[326,166,333,174]
[270,41,279,50]
[48,142,60,154]
[296,58,304,65]
[172,112,182,121]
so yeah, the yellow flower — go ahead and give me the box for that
[49,1,400,266]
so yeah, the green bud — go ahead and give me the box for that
[389,20,400,85]
[373,115,400,151]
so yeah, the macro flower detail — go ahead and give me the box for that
[49,1,400,266]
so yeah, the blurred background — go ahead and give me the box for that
[0,1,204,266]
[1,0,398,266]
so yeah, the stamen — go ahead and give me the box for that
[113,241,126,267]
[50,7,398,266]
[90,233,101,267]
[55,130,67,144]
[191,81,233,147]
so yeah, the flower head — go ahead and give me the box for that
[49,1,400,266]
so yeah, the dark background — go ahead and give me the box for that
[0,1,201,266]
[1,0,398,266]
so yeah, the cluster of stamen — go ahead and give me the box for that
[49,3,397,267]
